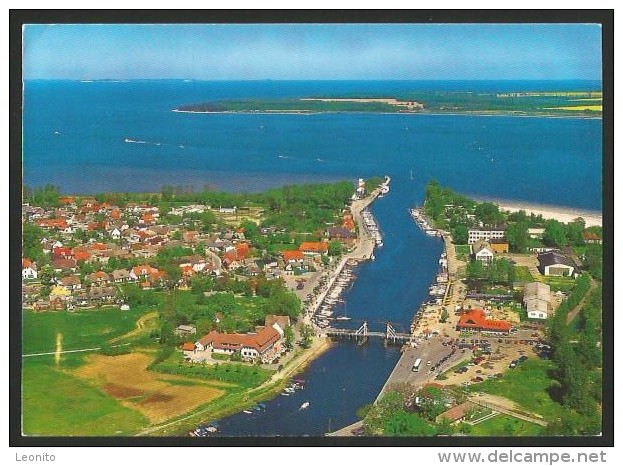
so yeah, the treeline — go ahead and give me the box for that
[176,99,399,113]
[399,91,601,115]
[424,180,602,259]
[151,357,270,388]
[546,274,602,435]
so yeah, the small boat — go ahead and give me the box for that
[299,401,310,410]
[281,392,291,396]
[243,410,253,414]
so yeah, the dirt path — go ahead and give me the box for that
[469,393,548,426]
[110,311,159,343]
[566,278,597,326]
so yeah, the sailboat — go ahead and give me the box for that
[336,302,351,321]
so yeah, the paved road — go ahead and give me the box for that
[376,337,467,402]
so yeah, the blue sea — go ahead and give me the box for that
[22,80,603,436]
[24,79,602,211]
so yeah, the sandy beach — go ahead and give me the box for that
[492,200,602,227]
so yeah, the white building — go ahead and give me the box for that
[523,282,551,319]
[468,229,506,245]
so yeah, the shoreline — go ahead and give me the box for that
[475,198,602,227]
[172,108,601,120]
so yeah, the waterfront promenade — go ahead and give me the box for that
[302,188,379,324]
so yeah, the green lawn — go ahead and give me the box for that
[455,244,471,261]
[515,266,534,283]
[469,414,544,436]
[544,276,577,293]
[466,359,565,421]
[22,357,148,436]
[23,307,154,355]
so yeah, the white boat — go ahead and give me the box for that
[243,410,253,414]
[299,401,310,410]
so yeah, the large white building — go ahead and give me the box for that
[523,282,551,319]
[468,229,506,245]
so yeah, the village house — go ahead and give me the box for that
[299,241,329,256]
[195,323,284,362]
[537,251,576,277]
[175,324,197,337]
[86,271,111,285]
[110,269,131,283]
[582,231,602,244]
[22,259,38,280]
[456,309,512,334]
[52,258,78,273]
[527,228,546,239]
[435,401,476,425]
[283,250,305,265]
[60,275,82,291]
[471,240,494,264]
[489,238,509,254]
[523,282,551,320]
[89,286,118,303]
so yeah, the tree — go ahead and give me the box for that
[284,326,294,348]
[328,240,344,257]
[299,324,314,348]
[22,223,45,262]
[543,220,568,248]
[474,202,504,226]
[466,260,487,280]
[451,224,469,245]
[506,222,529,253]
[440,308,449,323]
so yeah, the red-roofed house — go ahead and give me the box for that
[236,242,250,261]
[141,212,156,225]
[582,231,602,244]
[435,402,476,424]
[196,324,284,361]
[182,342,197,353]
[52,258,78,273]
[53,246,74,259]
[86,271,111,285]
[299,241,329,255]
[456,309,512,334]
[283,250,304,263]
[22,259,38,280]
[130,264,159,280]
[74,249,92,263]
[59,196,76,206]
[37,218,69,230]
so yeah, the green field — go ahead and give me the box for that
[22,357,148,436]
[466,359,565,420]
[23,307,154,354]
[544,276,577,293]
[469,414,544,436]
[515,266,535,283]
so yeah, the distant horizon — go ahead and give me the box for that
[23,24,602,81]
[24,78,603,82]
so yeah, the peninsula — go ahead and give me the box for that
[174,90,602,117]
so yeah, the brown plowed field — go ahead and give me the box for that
[74,353,227,423]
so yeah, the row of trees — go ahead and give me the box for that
[546,274,601,435]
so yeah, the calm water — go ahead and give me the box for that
[22,80,603,436]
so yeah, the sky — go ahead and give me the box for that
[23,23,602,81]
